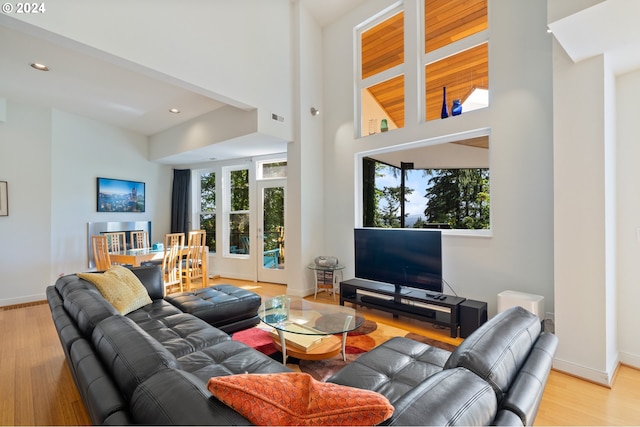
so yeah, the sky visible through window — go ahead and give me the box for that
[376,168,430,227]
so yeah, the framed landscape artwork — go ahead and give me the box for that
[0,181,7,216]
[97,177,145,213]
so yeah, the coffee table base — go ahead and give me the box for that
[272,333,344,364]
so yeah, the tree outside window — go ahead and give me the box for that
[229,169,250,254]
[199,172,216,251]
[363,158,489,230]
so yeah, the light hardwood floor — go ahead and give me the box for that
[1,278,638,426]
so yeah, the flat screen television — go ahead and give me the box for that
[354,228,443,294]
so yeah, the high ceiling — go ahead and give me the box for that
[3,0,639,166]
[0,1,366,163]
[0,20,227,137]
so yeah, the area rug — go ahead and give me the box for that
[232,320,457,381]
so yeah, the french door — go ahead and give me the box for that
[257,179,286,284]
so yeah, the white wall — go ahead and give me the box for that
[51,110,172,277]
[551,0,640,385]
[616,69,640,368]
[285,2,327,296]
[0,101,52,304]
[321,0,554,315]
[0,100,171,305]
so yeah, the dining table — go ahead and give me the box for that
[109,246,209,287]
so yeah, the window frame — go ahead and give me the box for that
[193,169,217,253]
[355,128,492,236]
[355,1,490,134]
[355,3,405,138]
[223,164,252,258]
[420,0,489,122]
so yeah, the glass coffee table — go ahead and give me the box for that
[259,295,364,364]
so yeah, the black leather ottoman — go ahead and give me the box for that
[165,285,261,334]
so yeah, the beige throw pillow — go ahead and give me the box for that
[78,265,152,315]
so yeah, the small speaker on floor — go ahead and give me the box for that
[459,299,488,338]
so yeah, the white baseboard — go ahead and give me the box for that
[0,293,46,308]
[619,351,640,370]
[552,356,618,386]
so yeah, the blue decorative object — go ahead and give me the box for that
[452,99,462,116]
[441,86,449,119]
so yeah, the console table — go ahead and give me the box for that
[339,278,466,338]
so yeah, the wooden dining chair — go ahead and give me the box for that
[130,230,149,249]
[103,232,126,252]
[163,233,185,295]
[182,230,207,291]
[92,235,112,271]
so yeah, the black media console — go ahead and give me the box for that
[339,278,467,338]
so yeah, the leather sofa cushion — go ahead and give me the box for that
[47,286,84,356]
[128,265,164,300]
[327,336,450,405]
[178,340,291,381]
[69,338,131,425]
[126,299,184,323]
[56,273,100,299]
[383,368,497,426]
[92,315,180,401]
[165,285,261,328]
[130,369,254,425]
[444,306,541,401]
[63,286,119,337]
[132,312,231,358]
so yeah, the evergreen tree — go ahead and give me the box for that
[377,185,414,228]
[199,172,216,249]
[423,168,490,229]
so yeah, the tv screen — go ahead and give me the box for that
[354,228,443,294]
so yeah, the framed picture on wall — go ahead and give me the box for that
[0,181,7,216]
[97,177,145,212]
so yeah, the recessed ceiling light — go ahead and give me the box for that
[169,108,181,114]
[30,63,49,71]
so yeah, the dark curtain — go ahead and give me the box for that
[362,157,376,227]
[171,169,191,234]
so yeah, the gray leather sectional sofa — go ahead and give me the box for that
[46,265,557,425]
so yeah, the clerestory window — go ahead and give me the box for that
[356,0,489,133]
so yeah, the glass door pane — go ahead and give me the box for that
[258,180,286,284]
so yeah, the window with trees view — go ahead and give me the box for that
[227,167,250,255]
[362,135,490,230]
[199,172,216,251]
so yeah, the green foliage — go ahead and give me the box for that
[376,185,414,228]
[367,158,490,230]
[200,173,216,249]
[423,169,490,229]
[230,169,249,211]
[200,172,216,211]
[263,187,284,251]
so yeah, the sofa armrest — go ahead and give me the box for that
[130,265,164,300]
[498,332,558,426]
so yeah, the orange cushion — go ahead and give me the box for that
[207,372,394,426]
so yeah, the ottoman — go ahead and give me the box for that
[165,284,261,333]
